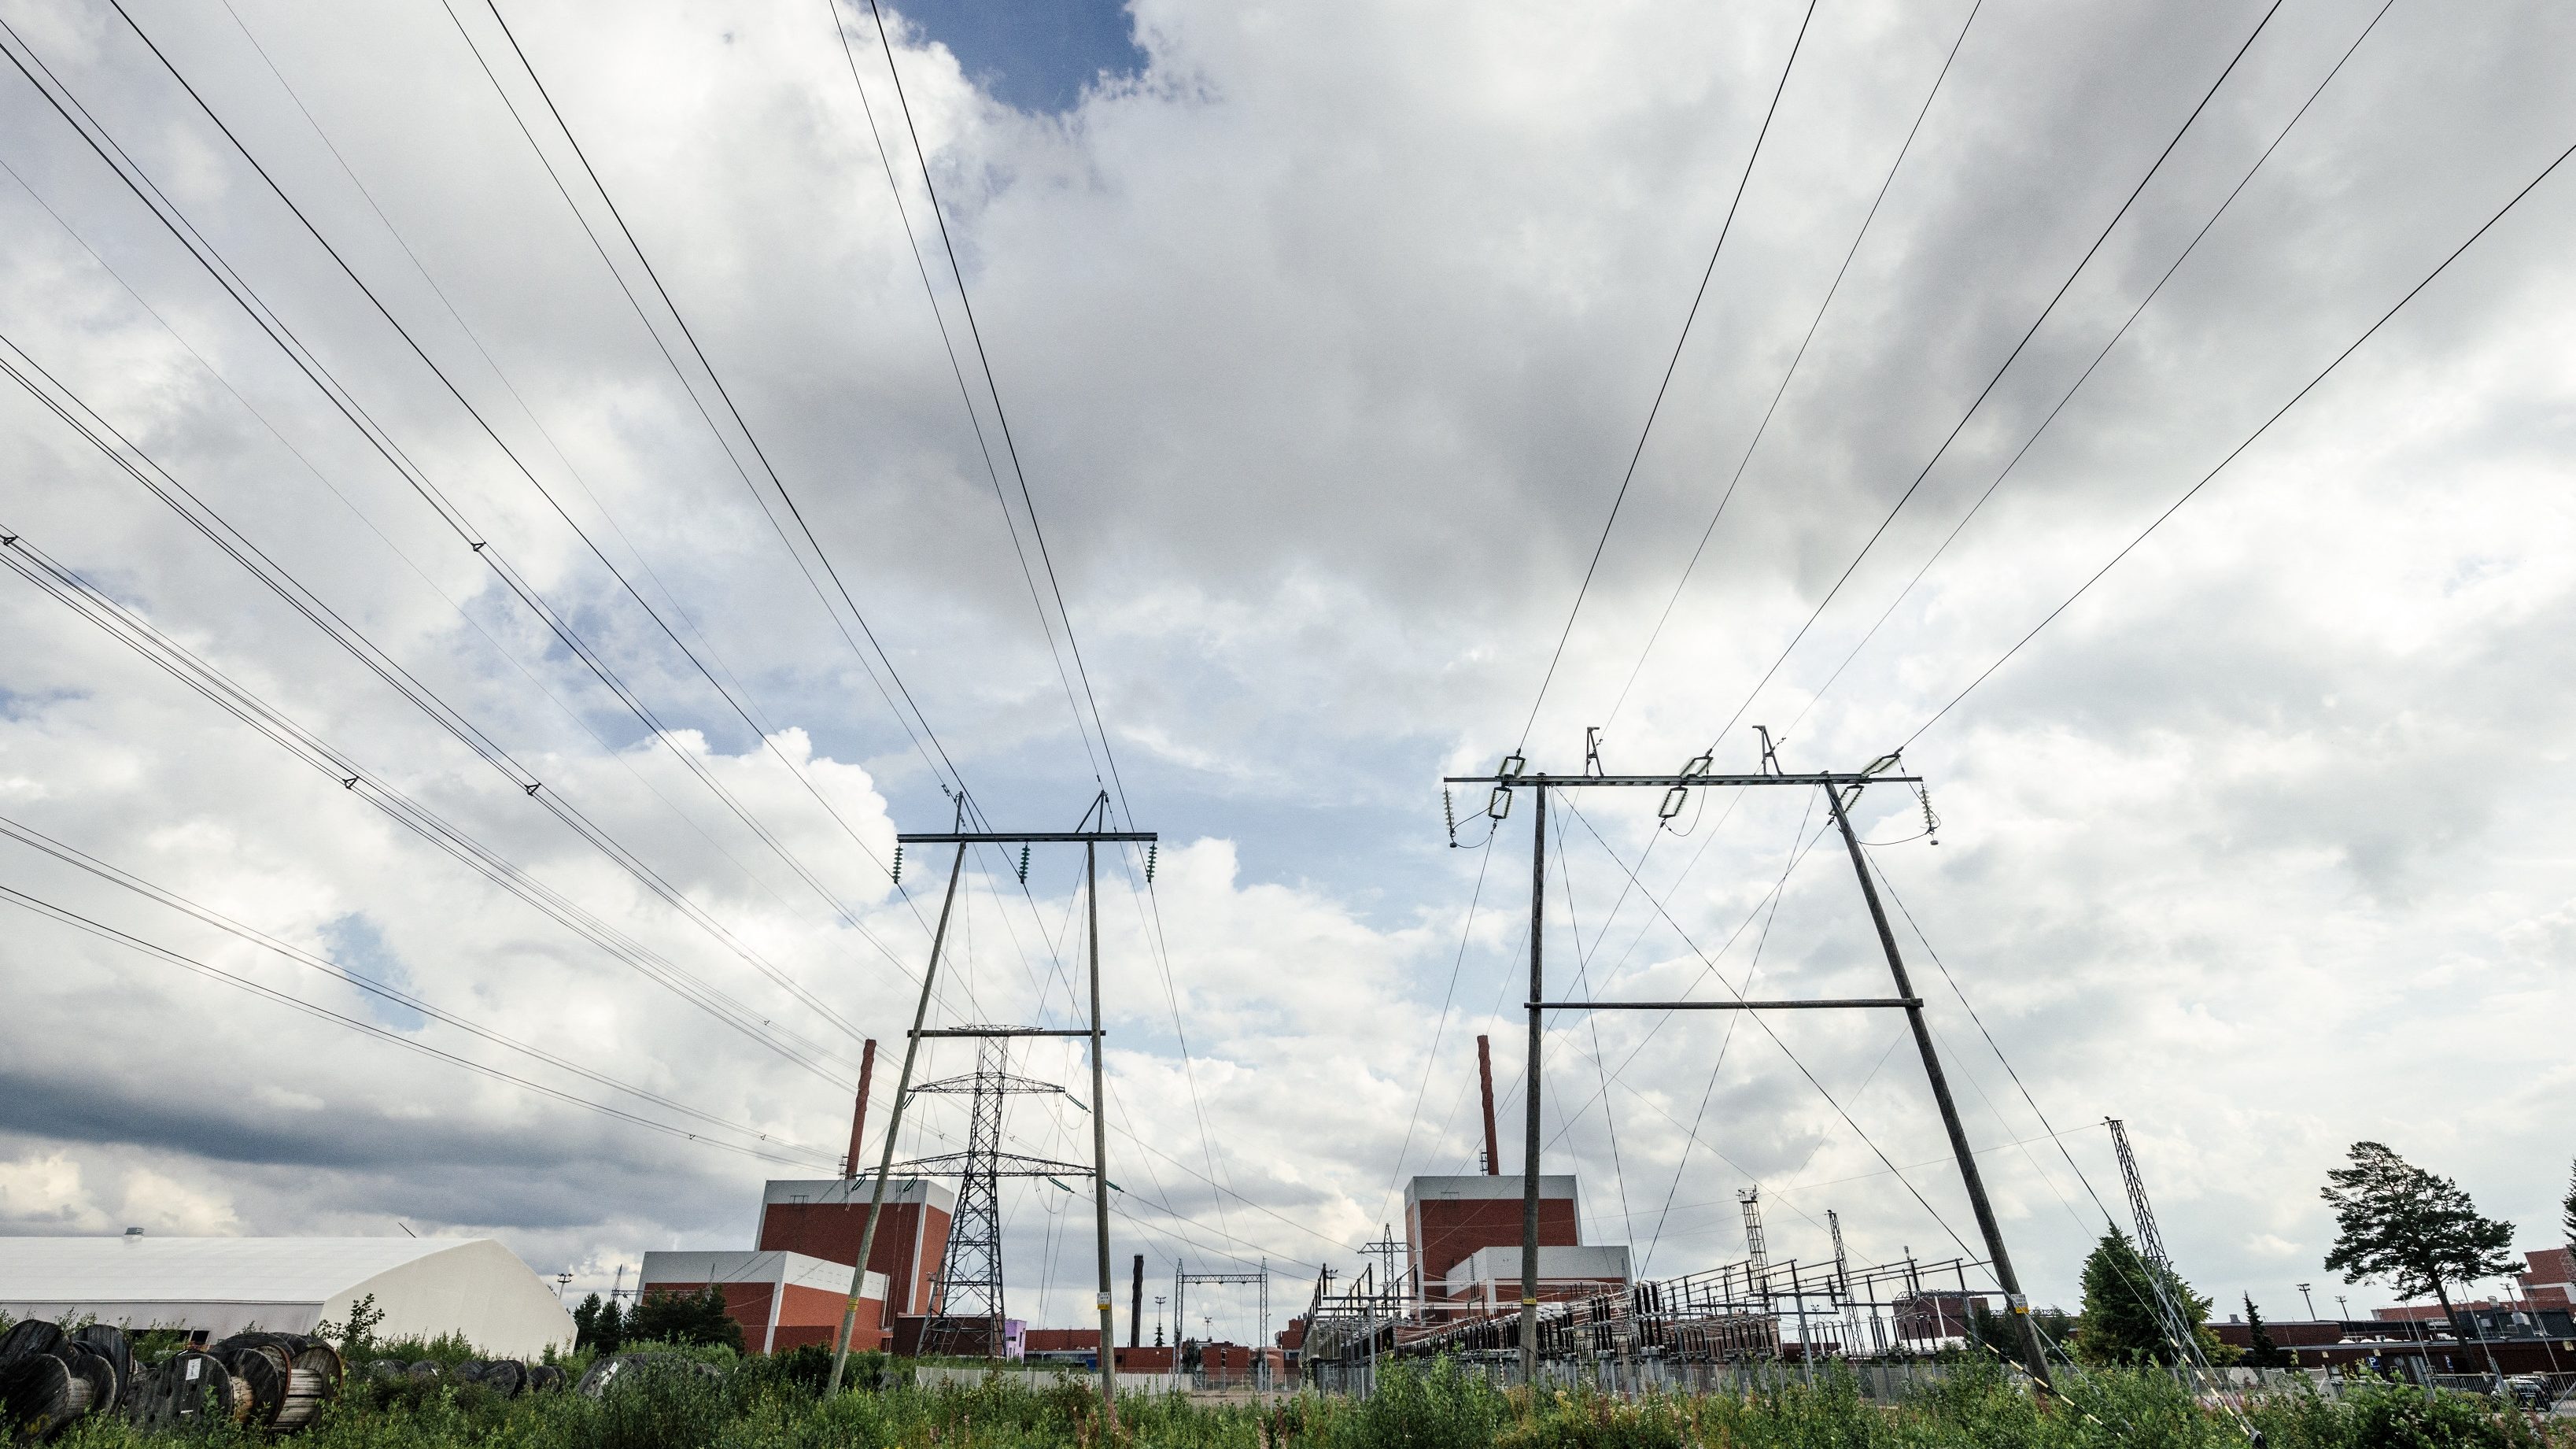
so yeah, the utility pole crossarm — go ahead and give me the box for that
[897,830,1157,843]
[1533,998,1923,1011]
[1442,772,1918,788]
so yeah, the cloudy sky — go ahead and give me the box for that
[2,0,2573,1345]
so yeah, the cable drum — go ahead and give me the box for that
[0,1352,79,1438]
[0,1318,67,1362]
[70,1325,131,1412]
[217,1342,293,1425]
[58,1343,114,1419]
[127,1350,233,1432]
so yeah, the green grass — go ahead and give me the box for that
[36,1351,2573,1448]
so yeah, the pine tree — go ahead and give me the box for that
[2073,1227,2218,1366]
[2561,1156,2574,1251]
[2242,1293,2290,1368]
[2321,1141,2515,1337]
[572,1292,603,1351]
[596,1296,625,1355]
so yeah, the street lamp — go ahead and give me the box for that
[2297,1283,2318,1321]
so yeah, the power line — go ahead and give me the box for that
[817,0,1105,797]
[0,150,883,977]
[1692,0,2287,756]
[1518,0,1818,747]
[59,4,938,970]
[1783,0,2401,744]
[0,525,856,1086]
[0,329,902,1048]
[438,0,976,811]
[0,811,835,1163]
[1904,129,2576,749]
[852,0,1138,834]
[822,2,1238,1254]
[1,885,833,1169]
[1604,0,1984,729]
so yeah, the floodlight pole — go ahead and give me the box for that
[1821,782,2052,1391]
[827,841,967,1395]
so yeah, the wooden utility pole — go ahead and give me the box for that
[1822,782,2051,1390]
[832,823,1152,1413]
[1087,840,1116,1415]
[1443,760,2055,1394]
[1519,782,1545,1387]
[827,845,965,1395]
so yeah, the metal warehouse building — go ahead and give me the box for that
[0,1236,576,1358]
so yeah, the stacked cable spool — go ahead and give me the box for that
[0,1318,354,1439]
[360,1355,565,1397]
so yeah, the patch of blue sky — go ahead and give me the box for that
[320,912,428,1032]
[895,0,1145,114]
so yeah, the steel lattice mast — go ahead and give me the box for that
[2105,1118,2169,1268]
[902,1037,1079,1355]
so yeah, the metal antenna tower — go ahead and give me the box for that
[1829,1208,1867,1355]
[900,1035,1080,1355]
[1740,1188,1770,1278]
[2105,1118,2169,1268]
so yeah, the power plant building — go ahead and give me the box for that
[639,1177,956,1352]
[752,1178,952,1317]
[634,1251,888,1354]
[1404,1175,1582,1286]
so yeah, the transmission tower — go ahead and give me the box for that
[1740,1188,1770,1279]
[902,1035,1079,1355]
[2105,1118,2169,1268]
[1829,1208,1869,1357]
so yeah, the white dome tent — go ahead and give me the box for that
[0,1236,575,1358]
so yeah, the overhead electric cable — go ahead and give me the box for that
[1518,0,1818,746]
[1692,0,2286,755]
[854,0,1132,822]
[0,526,854,1086]
[0,811,829,1156]
[60,6,935,970]
[1604,0,1983,727]
[1784,0,2400,740]
[818,0,1105,793]
[434,0,977,808]
[0,152,869,963]
[1903,129,2576,749]
[0,330,899,1047]
[1,885,832,1168]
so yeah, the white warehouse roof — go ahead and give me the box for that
[0,1236,576,1358]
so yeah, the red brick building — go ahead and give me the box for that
[2518,1247,2574,1308]
[636,1251,888,1353]
[1404,1175,1581,1292]
[754,1178,954,1318]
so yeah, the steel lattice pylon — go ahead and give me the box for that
[2105,1117,2170,1268]
[896,1035,1083,1356]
